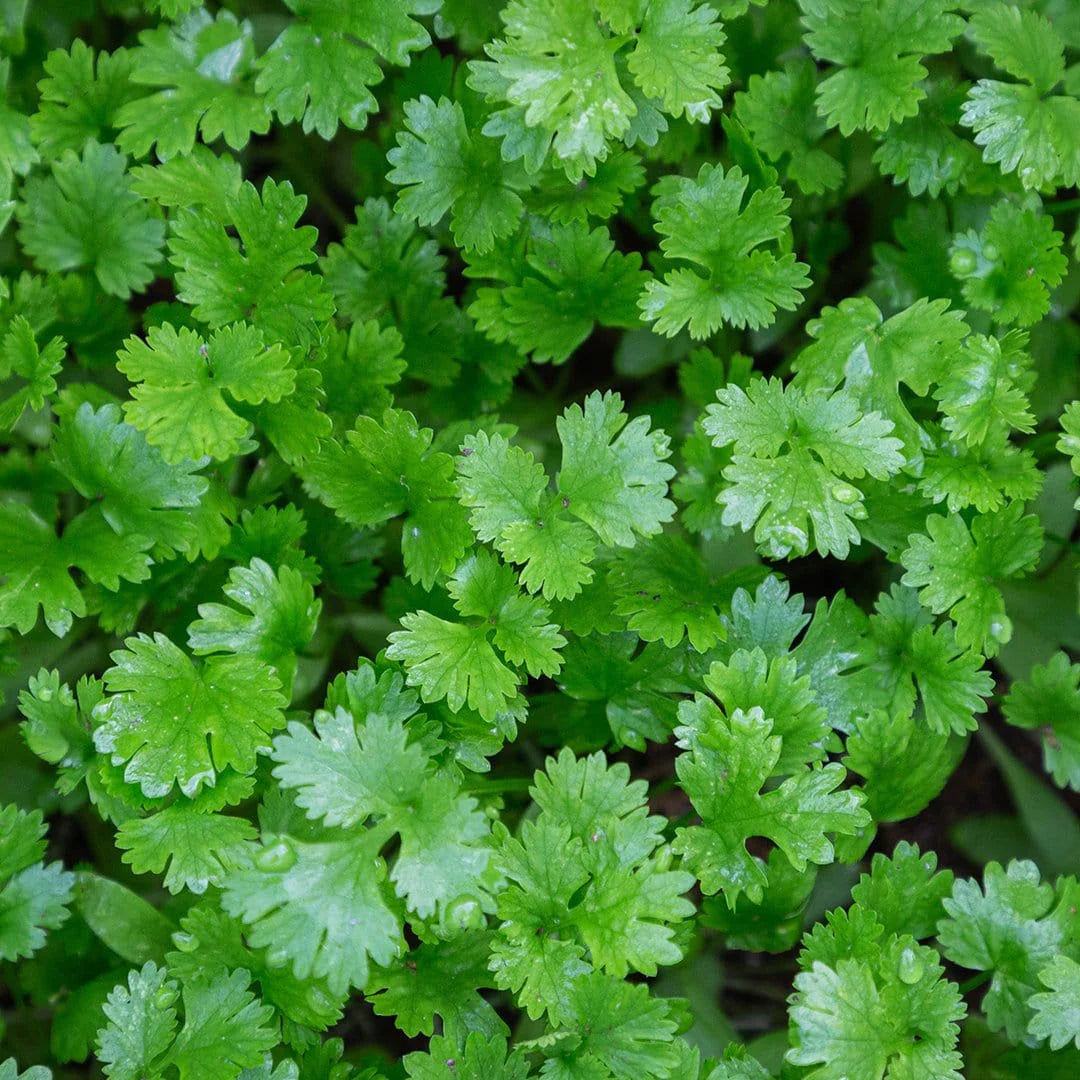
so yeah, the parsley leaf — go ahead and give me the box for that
[0,804,74,962]
[900,502,1043,656]
[674,707,869,906]
[641,163,810,337]
[799,0,964,135]
[92,632,288,798]
[704,376,905,559]
[168,178,333,349]
[388,95,525,254]
[961,2,1080,190]
[116,10,270,159]
[117,323,295,464]
[16,140,164,298]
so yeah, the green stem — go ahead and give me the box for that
[464,778,534,795]
[958,971,992,994]
[1045,197,1080,214]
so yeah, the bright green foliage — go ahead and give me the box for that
[790,878,966,1080]
[5,1,1080,1076]
[900,501,1044,656]
[674,707,869,906]
[255,0,434,139]
[939,860,1080,1045]
[798,0,964,135]
[404,1032,529,1080]
[187,558,321,693]
[609,534,727,650]
[961,2,1080,190]
[705,377,905,559]
[734,59,842,195]
[872,78,978,198]
[388,95,524,254]
[16,140,164,297]
[641,163,810,337]
[30,42,139,158]
[490,749,694,1021]
[92,632,288,798]
[1028,955,1080,1051]
[949,202,1067,327]
[387,550,564,720]
[456,392,675,598]
[0,804,74,962]
[795,296,968,457]
[114,782,257,894]
[270,692,492,919]
[222,831,403,996]
[850,584,993,735]
[467,219,647,362]
[935,330,1035,447]
[168,177,333,348]
[366,932,505,1041]
[0,316,64,429]
[96,962,276,1080]
[117,323,295,463]
[304,406,473,588]
[115,10,270,159]
[469,0,728,181]
[1004,652,1080,791]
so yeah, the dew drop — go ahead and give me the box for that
[172,931,200,953]
[255,837,297,872]
[154,984,179,1010]
[897,946,924,985]
[830,484,859,505]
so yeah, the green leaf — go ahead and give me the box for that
[0,804,74,962]
[795,295,969,458]
[388,550,564,721]
[221,831,403,995]
[168,177,333,348]
[271,703,492,919]
[1028,954,1080,1050]
[799,0,964,135]
[470,0,636,181]
[640,163,810,337]
[542,973,682,1079]
[950,202,1067,327]
[0,315,64,429]
[92,632,288,798]
[116,9,270,158]
[735,59,843,195]
[1003,652,1080,792]
[704,376,905,559]
[788,934,964,1080]
[934,330,1035,447]
[961,5,1080,190]
[388,95,524,254]
[256,3,388,139]
[304,407,472,588]
[96,962,177,1080]
[900,502,1043,656]
[51,401,208,556]
[627,0,729,122]
[674,708,869,906]
[115,778,257,895]
[16,139,163,298]
[556,390,676,547]
[609,534,727,650]
[164,968,276,1080]
[938,860,1078,1043]
[466,218,647,363]
[404,1032,529,1080]
[366,932,506,1041]
[117,323,295,464]
[187,558,320,693]
[30,41,138,158]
